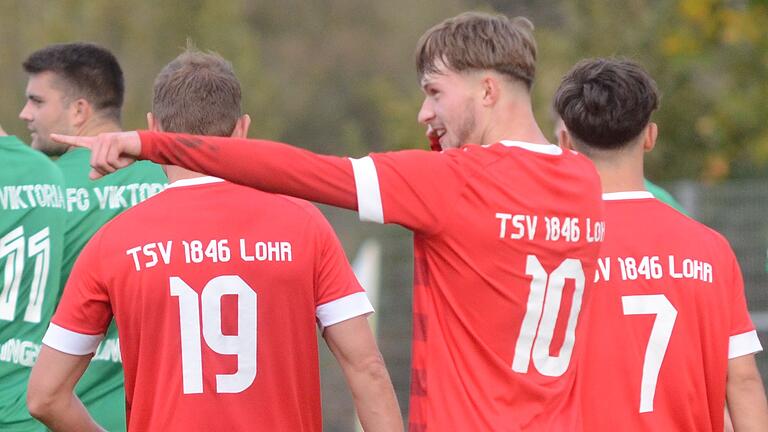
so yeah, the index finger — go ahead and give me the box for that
[49,133,94,149]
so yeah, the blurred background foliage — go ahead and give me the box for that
[2,2,767,428]
[1,0,767,180]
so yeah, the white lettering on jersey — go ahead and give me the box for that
[496,213,538,240]
[0,338,41,367]
[585,218,605,242]
[595,257,611,282]
[241,241,293,262]
[668,256,713,283]
[69,183,165,212]
[126,241,173,271]
[592,255,713,283]
[66,187,90,212]
[126,239,293,271]
[495,213,604,244]
[0,184,65,211]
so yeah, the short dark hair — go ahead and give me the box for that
[553,58,659,150]
[152,49,241,137]
[23,42,124,122]
[415,12,537,89]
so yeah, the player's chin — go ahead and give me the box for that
[441,137,459,150]
[30,136,42,150]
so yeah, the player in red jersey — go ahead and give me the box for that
[51,12,605,431]
[27,49,402,432]
[554,58,768,431]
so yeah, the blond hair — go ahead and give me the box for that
[415,12,537,89]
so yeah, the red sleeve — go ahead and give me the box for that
[138,131,358,210]
[51,229,112,336]
[309,208,373,328]
[725,247,762,358]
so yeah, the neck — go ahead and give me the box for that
[590,150,646,193]
[479,90,549,146]
[80,116,121,136]
[164,165,208,184]
[66,117,122,153]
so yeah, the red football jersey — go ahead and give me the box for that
[43,178,373,432]
[351,142,604,431]
[579,191,761,432]
[138,134,606,431]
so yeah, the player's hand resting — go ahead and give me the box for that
[50,131,142,179]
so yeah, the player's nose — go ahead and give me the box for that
[417,98,435,125]
[19,103,33,122]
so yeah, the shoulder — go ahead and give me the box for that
[211,181,331,226]
[0,136,55,166]
[646,200,736,257]
[104,159,167,185]
[0,137,64,184]
[120,160,167,182]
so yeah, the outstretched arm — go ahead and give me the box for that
[51,131,463,232]
[28,346,105,432]
[51,131,359,210]
[324,316,403,432]
[727,354,768,431]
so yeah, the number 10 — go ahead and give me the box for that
[512,255,585,377]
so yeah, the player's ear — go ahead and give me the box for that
[643,122,658,153]
[559,129,575,151]
[231,114,251,138]
[480,75,501,107]
[70,98,91,128]
[147,112,161,132]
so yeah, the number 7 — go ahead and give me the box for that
[622,294,677,413]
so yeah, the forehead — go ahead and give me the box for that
[26,71,67,97]
[420,61,462,87]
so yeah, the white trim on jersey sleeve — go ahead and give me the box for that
[42,323,104,355]
[166,176,224,189]
[316,292,374,329]
[602,191,654,201]
[498,140,563,155]
[729,330,763,359]
[349,156,384,224]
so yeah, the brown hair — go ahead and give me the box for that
[415,12,537,88]
[554,58,659,150]
[23,42,124,122]
[152,49,241,137]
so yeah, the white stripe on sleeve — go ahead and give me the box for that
[349,156,384,224]
[316,292,374,329]
[729,330,763,359]
[42,323,104,355]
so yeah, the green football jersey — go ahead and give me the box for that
[55,147,167,432]
[0,136,66,431]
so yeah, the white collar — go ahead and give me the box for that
[166,176,224,189]
[498,140,563,155]
[602,191,654,201]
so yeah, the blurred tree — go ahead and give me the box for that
[536,0,768,181]
[0,0,766,175]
